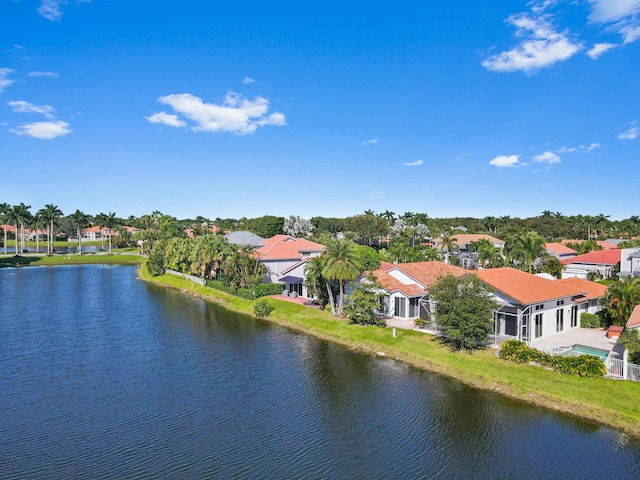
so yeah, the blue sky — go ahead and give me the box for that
[1,0,638,221]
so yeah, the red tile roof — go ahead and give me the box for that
[474,267,584,306]
[560,239,618,250]
[545,242,577,255]
[627,305,640,328]
[254,235,325,260]
[561,249,621,266]
[371,261,467,297]
[555,277,608,302]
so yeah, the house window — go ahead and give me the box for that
[535,304,544,311]
[535,314,543,338]
[409,297,420,318]
[557,300,565,306]
[570,305,578,327]
[522,315,529,342]
[290,282,303,297]
[556,309,564,332]
[395,297,406,318]
[380,296,390,315]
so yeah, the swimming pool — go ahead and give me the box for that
[570,344,609,358]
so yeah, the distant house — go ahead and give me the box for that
[627,305,640,331]
[225,231,265,248]
[555,277,608,316]
[560,239,619,250]
[620,248,640,278]
[370,261,467,320]
[184,225,219,238]
[432,234,504,269]
[253,235,326,298]
[561,249,621,279]
[545,242,577,260]
[474,267,586,342]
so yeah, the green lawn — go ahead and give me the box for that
[140,268,640,438]
[0,253,145,267]
[3,240,104,248]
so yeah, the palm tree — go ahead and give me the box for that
[32,210,46,254]
[504,230,545,274]
[600,277,640,326]
[69,210,90,255]
[380,210,395,224]
[321,238,361,316]
[94,213,108,249]
[0,202,10,254]
[440,234,458,264]
[41,204,63,254]
[12,203,31,255]
[364,209,375,216]
[104,212,119,255]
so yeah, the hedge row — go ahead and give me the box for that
[580,312,601,328]
[207,280,285,300]
[499,340,607,378]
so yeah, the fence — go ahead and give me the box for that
[165,269,206,286]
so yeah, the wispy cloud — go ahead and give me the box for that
[28,71,60,78]
[455,152,469,161]
[0,68,15,92]
[10,120,72,139]
[489,154,521,168]
[147,91,286,135]
[403,159,424,167]
[360,138,379,146]
[619,120,638,140]
[587,42,618,59]
[533,151,560,164]
[242,77,256,84]
[482,11,582,73]
[588,0,640,44]
[37,0,91,22]
[8,100,55,119]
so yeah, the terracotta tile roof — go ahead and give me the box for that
[627,305,640,328]
[561,249,621,266]
[371,261,467,297]
[474,267,584,306]
[433,234,504,246]
[254,234,325,260]
[545,242,577,255]
[555,277,608,302]
[560,239,618,250]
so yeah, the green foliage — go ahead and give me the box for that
[254,299,274,320]
[207,280,284,300]
[619,328,640,365]
[344,214,390,245]
[429,274,498,351]
[353,244,382,271]
[304,256,332,309]
[322,238,361,316]
[580,312,601,328]
[146,249,165,276]
[599,276,640,326]
[499,341,606,377]
[245,215,285,238]
[344,275,386,327]
[504,230,546,273]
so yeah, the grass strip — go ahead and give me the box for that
[0,253,145,268]
[139,268,640,438]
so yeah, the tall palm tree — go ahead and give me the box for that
[0,202,10,254]
[32,210,46,254]
[42,204,63,254]
[70,210,90,255]
[104,212,119,255]
[321,238,361,316]
[94,213,108,249]
[12,203,31,255]
[600,276,640,326]
[504,230,545,274]
[380,210,395,224]
[440,234,458,264]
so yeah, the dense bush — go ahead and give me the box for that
[254,299,274,320]
[207,280,285,300]
[499,340,606,378]
[146,250,165,276]
[581,312,601,328]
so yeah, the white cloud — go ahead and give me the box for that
[489,155,520,167]
[8,100,55,119]
[455,152,469,160]
[242,77,256,84]
[28,71,60,78]
[149,91,286,135]
[10,120,72,139]
[482,13,582,73]
[145,111,186,128]
[0,68,15,92]
[581,142,601,151]
[37,0,66,21]
[587,42,617,59]
[403,159,424,167]
[533,150,561,164]
[588,0,640,44]
[619,121,639,140]
[360,138,379,146]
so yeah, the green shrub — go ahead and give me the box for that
[252,283,285,298]
[207,281,285,300]
[254,299,274,320]
[499,340,532,364]
[146,251,165,276]
[581,312,600,328]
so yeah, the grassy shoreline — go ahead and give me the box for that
[139,268,640,438]
[0,253,145,268]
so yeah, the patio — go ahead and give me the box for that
[530,327,618,354]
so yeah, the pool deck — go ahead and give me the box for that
[530,327,619,355]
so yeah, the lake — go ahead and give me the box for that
[1,265,639,479]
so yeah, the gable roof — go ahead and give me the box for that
[371,261,467,297]
[225,230,264,247]
[555,277,608,302]
[627,305,640,328]
[254,234,325,260]
[545,242,577,255]
[474,267,584,306]
[561,249,621,266]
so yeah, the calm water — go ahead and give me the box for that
[1,266,639,479]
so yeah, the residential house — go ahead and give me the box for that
[253,235,326,298]
[555,277,608,315]
[620,248,640,278]
[225,231,265,248]
[474,267,586,342]
[627,305,640,331]
[561,249,621,279]
[560,239,619,250]
[370,261,467,320]
[545,242,577,260]
[432,234,505,269]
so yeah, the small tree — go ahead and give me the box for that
[344,275,386,327]
[428,274,498,351]
[254,299,274,320]
[619,328,640,364]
